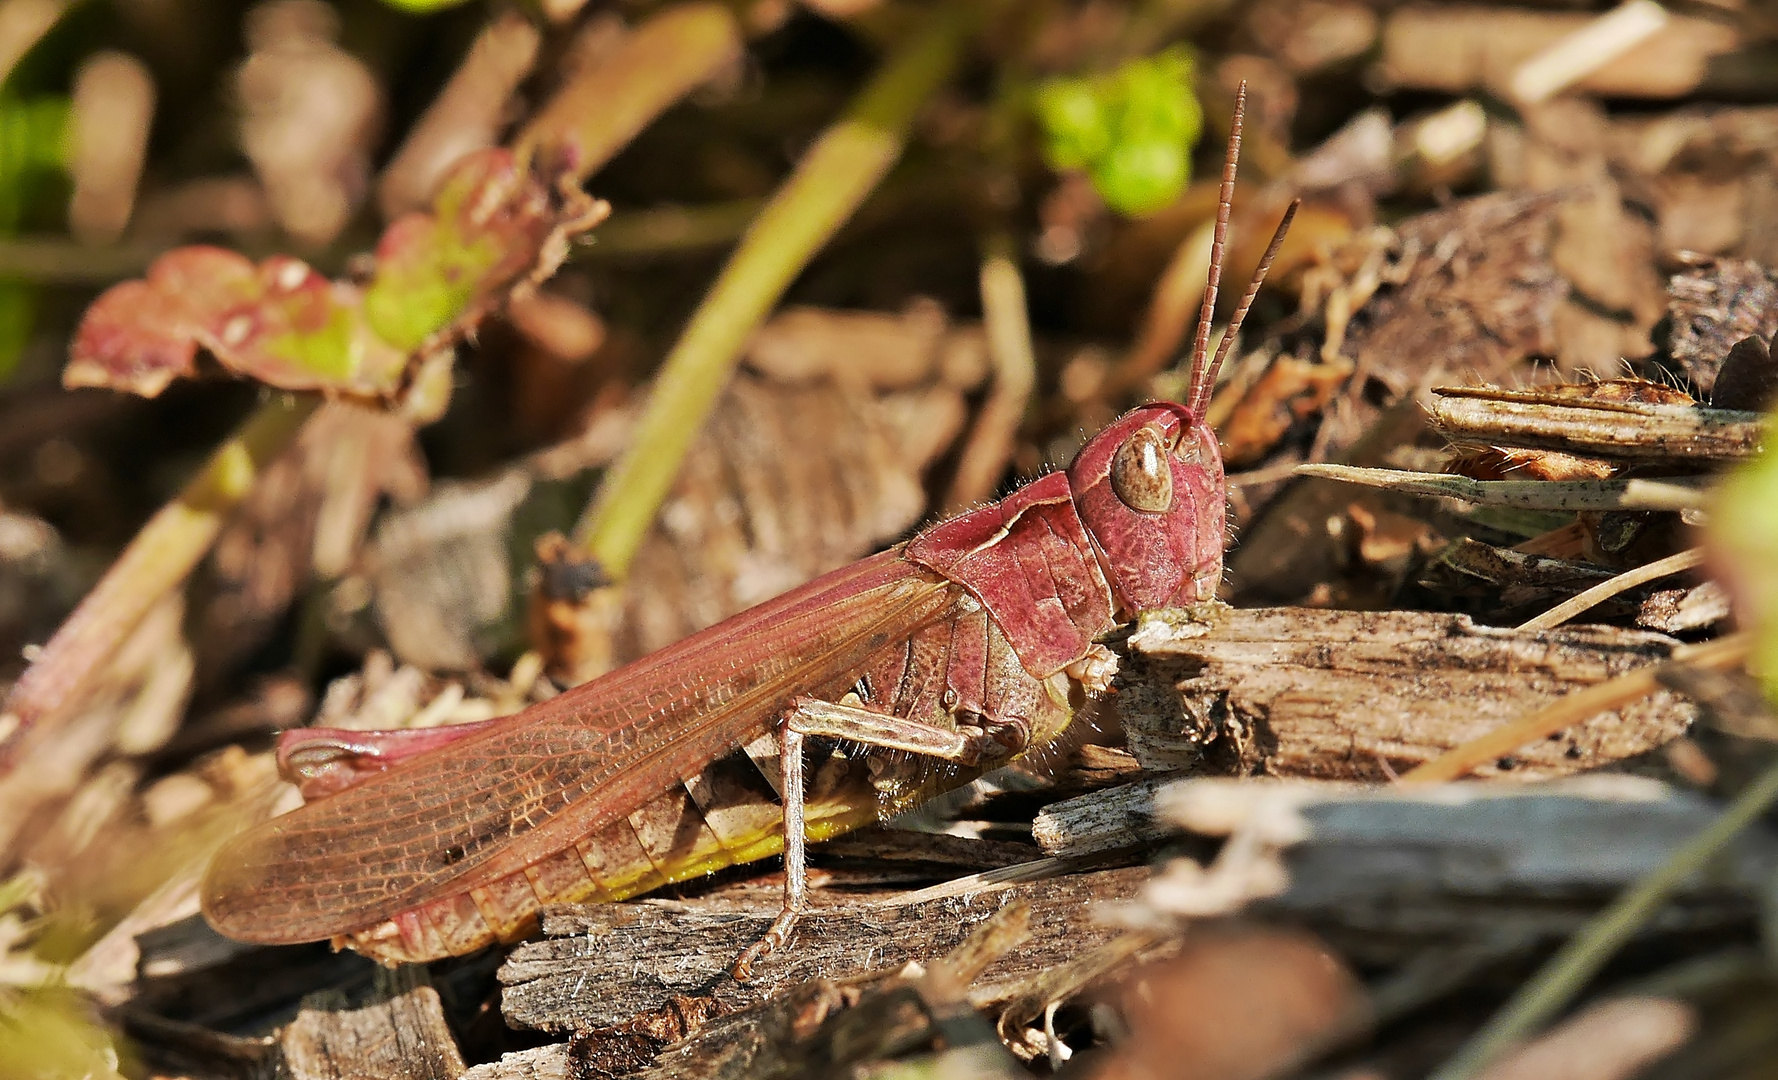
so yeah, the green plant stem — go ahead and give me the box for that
[0,395,318,756]
[577,5,976,577]
[1428,751,1778,1080]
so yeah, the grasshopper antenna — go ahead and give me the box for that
[1183,82,1300,419]
[1184,82,1244,418]
[1190,198,1299,418]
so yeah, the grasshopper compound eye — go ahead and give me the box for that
[1109,423,1173,513]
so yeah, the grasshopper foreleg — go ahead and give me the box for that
[729,694,1011,979]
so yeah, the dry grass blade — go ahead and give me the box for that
[945,234,1036,511]
[1294,464,1712,512]
[1509,0,1670,104]
[1517,547,1706,633]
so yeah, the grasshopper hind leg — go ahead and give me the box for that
[731,724,807,981]
[728,695,1018,980]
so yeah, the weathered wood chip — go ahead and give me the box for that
[1145,775,1778,964]
[1114,606,1697,780]
[497,866,1148,1034]
[277,968,465,1080]
[460,1044,571,1080]
[1428,388,1762,462]
[1663,256,1778,396]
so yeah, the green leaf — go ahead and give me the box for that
[363,148,603,352]
[1093,140,1189,217]
[1033,47,1203,217]
[1033,81,1109,171]
[65,247,409,397]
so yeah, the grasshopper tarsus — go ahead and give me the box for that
[731,905,799,982]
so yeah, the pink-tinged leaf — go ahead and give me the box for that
[67,247,407,398]
[364,148,607,353]
[65,149,607,400]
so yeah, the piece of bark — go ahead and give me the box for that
[1637,581,1731,635]
[1114,607,1696,781]
[607,981,907,1080]
[605,904,1032,1080]
[461,1044,572,1080]
[1032,776,1174,857]
[1662,257,1778,397]
[1426,389,1762,463]
[1160,775,1778,900]
[277,968,466,1080]
[366,470,536,672]
[814,827,1042,871]
[1144,776,1778,964]
[498,866,1148,1034]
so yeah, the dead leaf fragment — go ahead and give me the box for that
[1089,929,1368,1080]
[1219,356,1355,467]
[1471,996,1694,1080]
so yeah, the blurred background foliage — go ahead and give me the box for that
[1034,46,1202,216]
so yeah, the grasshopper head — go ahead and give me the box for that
[1067,403,1225,617]
[1059,83,1296,620]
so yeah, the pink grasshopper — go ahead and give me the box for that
[202,88,1297,972]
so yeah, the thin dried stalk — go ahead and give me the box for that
[945,232,1037,511]
[515,2,742,183]
[1294,464,1712,513]
[1509,0,1669,104]
[1518,548,1706,633]
[577,5,976,578]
